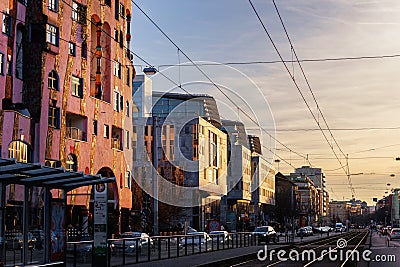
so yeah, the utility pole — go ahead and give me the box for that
[152,116,159,236]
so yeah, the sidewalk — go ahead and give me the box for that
[128,232,338,267]
[359,231,400,267]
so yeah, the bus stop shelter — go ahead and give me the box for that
[0,158,115,266]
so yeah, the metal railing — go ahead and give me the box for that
[65,232,276,267]
[67,127,87,141]
[111,138,121,150]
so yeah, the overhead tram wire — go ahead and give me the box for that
[272,0,356,196]
[132,0,314,167]
[272,0,355,196]
[146,53,400,68]
[272,0,347,160]
[248,0,355,196]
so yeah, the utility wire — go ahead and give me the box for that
[249,0,353,194]
[132,0,314,167]
[272,0,347,159]
[129,53,400,68]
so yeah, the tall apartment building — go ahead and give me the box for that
[132,90,227,231]
[0,0,135,237]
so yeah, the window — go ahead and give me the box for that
[125,171,131,188]
[93,120,98,135]
[48,0,58,12]
[105,0,111,7]
[69,42,76,56]
[114,61,121,78]
[119,30,123,48]
[72,2,78,20]
[6,55,11,76]
[66,154,77,171]
[119,3,125,18]
[104,124,109,138]
[114,91,123,112]
[8,141,30,163]
[71,76,83,98]
[0,53,3,75]
[126,130,130,149]
[126,101,130,117]
[48,105,60,128]
[46,24,59,46]
[115,0,120,20]
[81,41,88,58]
[126,67,131,86]
[16,28,23,79]
[71,2,87,24]
[18,0,28,6]
[48,70,59,90]
[2,13,12,36]
[114,29,119,41]
[45,159,61,168]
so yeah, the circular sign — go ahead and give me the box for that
[96,183,106,193]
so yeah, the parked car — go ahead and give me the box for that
[66,235,93,257]
[111,232,153,254]
[209,230,232,244]
[5,232,36,250]
[296,227,308,237]
[252,226,278,244]
[180,232,212,250]
[30,230,44,250]
[335,223,344,232]
[314,226,332,233]
[388,228,400,240]
[304,226,313,236]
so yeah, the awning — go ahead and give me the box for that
[0,158,115,191]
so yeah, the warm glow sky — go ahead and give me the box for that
[131,0,400,205]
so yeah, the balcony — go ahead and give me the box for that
[111,138,121,150]
[67,127,87,141]
[111,126,123,151]
[66,113,88,142]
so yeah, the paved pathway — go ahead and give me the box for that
[359,231,400,267]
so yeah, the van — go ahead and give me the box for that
[335,223,343,232]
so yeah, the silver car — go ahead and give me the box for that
[388,228,400,240]
[111,232,153,254]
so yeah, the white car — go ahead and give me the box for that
[388,228,400,240]
[209,230,232,244]
[111,232,153,254]
[180,232,212,250]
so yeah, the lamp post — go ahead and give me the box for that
[152,116,159,236]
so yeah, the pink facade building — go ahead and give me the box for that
[1,0,135,236]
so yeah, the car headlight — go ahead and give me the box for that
[263,234,267,236]
[111,244,115,248]
[129,244,135,248]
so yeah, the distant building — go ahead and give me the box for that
[291,166,328,217]
[290,175,318,227]
[329,200,348,223]
[275,172,299,231]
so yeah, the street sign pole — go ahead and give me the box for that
[93,183,108,267]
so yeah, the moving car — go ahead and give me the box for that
[388,228,400,240]
[252,226,278,244]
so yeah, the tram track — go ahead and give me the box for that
[228,230,369,267]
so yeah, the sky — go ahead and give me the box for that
[131,0,400,205]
